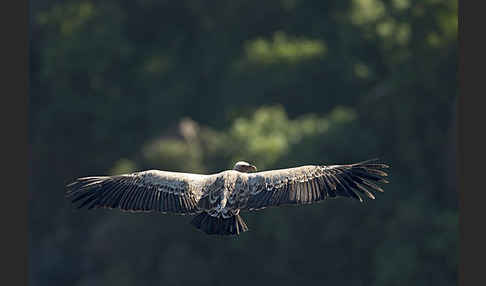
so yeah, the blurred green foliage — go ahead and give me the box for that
[30,0,457,285]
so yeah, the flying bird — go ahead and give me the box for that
[66,159,389,236]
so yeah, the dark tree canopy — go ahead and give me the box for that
[30,0,457,285]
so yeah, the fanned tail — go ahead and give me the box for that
[190,212,248,236]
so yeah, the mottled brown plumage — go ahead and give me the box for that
[66,159,389,236]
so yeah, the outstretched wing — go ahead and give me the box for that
[66,170,209,215]
[244,159,389,211]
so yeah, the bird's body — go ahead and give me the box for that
[66,159,389,236]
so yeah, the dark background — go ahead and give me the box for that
[29,0,458,285]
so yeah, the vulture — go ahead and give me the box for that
[66,159,389,236]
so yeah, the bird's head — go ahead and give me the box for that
[233,161,258,173]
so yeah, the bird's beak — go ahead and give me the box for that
[250,165,257,172]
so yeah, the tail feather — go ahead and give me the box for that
[191,212,248,236]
